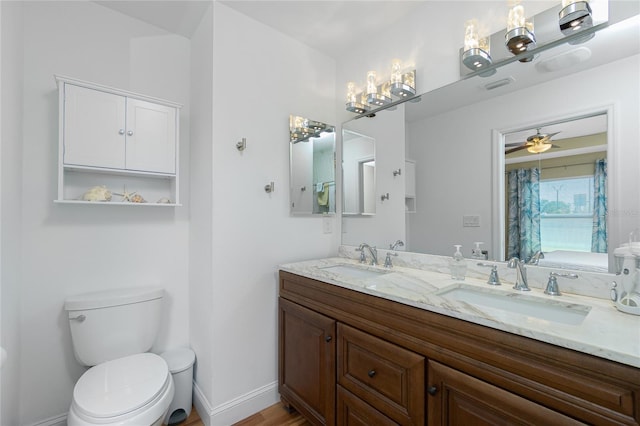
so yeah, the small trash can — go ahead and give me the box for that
[161,348,196,425]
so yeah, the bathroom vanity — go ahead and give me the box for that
[278,257,640,425]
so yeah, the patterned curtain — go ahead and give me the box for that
[507,168,541,262]
[591,158,608,253]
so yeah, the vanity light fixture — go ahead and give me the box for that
[345,82,370,114]
[505,2,536,62]
[390,59,417,98]
[289,115,334,144]
[345,61,416,115]
[461,19,495,74]
[366,71,393,107]
[559,0,595,44]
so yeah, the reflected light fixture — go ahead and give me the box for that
[505,2,536,62]
[390,59,417,97]
[366,71,392,107]
[527,140,553,153]
[461,19,495,74]
[559,0,595,44]
[345,82,370,114]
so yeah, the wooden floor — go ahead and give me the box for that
[181,402,310,426]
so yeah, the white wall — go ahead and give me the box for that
[1,2,24,425]
[187,3,339,424]
[407,54,640,260]
[16,2,191,424]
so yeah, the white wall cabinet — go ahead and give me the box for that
[55,75,182,206]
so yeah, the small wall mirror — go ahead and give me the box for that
[289,115,336,215]
[342,129,376,215]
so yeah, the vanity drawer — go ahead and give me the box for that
[337,323,424,425]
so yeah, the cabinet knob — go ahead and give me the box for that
[127,130,134,136]
[118,129,125,135]
[427,386,438,396]
[325,336,332,342]
[367,370,376,378]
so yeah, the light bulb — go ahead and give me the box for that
[366,71,378,95]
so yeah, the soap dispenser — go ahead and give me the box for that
[471,242,488,260]
[450,245,467,281]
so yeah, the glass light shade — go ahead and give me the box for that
[527,142,552,154]
[391,60,402,84]
[380,81,392,99]
[346,82,357,103]
[403,71,415,89]
[366,71,378,95]
[464,19,480,51]
[507,4,526,32]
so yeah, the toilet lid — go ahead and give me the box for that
[74,353,170,419]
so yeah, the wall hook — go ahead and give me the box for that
[236,138,247,151]
[381,193,390,201]
[393,168,402,177]
[264,182,275,193]
[300,186,306,192]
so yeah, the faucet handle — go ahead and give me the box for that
[477,263,501,286]
[355,246,367,263]
[384,252,398,268]
[545,272,578,296]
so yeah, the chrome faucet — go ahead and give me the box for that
[528,251,545,265]
[356,243,378,266]
[508,257,531,291]
[389,240,405,251]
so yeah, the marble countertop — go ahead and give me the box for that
[280,257,640,368]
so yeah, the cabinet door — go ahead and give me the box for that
[279,298,336,425]
[125,98,176,174]
[63,84,126,169]
[427,361,584,426]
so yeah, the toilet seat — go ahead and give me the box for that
[68,353,174,426]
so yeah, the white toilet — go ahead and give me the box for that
[64,287,174,426]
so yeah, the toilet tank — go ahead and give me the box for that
[64,287,164,366]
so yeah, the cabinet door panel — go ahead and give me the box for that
[337,386,398,426]
[279,298,336,425]
[428,361,584,426]
[125,98,176,174]
[64,84,126,169]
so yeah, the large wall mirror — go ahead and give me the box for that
[290,115,336,215]
[341,10,639,273]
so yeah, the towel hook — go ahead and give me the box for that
[236,138,247,151]
[393,168,402,177]
[264,182,275,193]
[381,193,390,201]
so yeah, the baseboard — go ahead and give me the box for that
[193,380,279,426]
[25,413,67,426]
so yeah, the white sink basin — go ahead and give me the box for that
[436,284,591,325]
[319,264,389,279]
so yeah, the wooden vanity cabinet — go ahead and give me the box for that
[279,270,640,426]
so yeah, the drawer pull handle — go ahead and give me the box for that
[427,386,438,396]
[325,336,332,342]
[368,370,376,378]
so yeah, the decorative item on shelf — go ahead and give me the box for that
[130,194,146,203]
[505,1,536,62]
[82,185,112,202]
[345,60,416,114]
[113,186,137,202]
[157,197,172,204]
[461,19,496,76]
[559,0,595,44]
